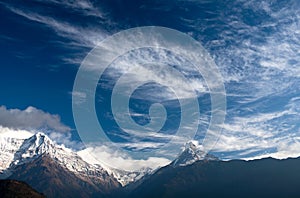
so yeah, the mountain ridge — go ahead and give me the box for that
[129,157,300,198]
[0,130,221,196]
[1,131,215,187]
[2,131,300,197]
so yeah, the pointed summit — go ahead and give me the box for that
[17,132,56,159]
[27,132,53,146]
[9,133,59,168]
[172,141,218,167]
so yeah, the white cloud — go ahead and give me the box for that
[184,0,300,101]
[77,145,171,171]
[174,0,300,160]
[242,137,300,161]
[212,99,300,159]
[100,47,209,100]
[119,128,189,145]
[0,125,33,139]
[0,105,70,133]
[3,0,300,163]
[0,106,81,149]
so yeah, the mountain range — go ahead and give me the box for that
[0,130,155,197]
[1,130,300,197]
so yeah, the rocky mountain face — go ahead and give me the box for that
[0,179,45,198]
[0,132,142,197]
[111,141,219,197]
[9,154,120,198]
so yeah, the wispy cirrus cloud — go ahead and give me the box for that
[180,0,300,100]
[3,0,300,163]
[213,95,300,159]
[173,0,300,160]
[3,5,107,47]
[33,0,104,18]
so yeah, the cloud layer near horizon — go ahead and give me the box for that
[0,106,82,149]
[0,105,71,132]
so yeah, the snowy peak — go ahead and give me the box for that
[0,131,139,186]
[27,132,52,146]
[1,129,220,187]
[0,137,24,175]
[172,141,218,167]
[12,132,59,165]
[22,132,54,152]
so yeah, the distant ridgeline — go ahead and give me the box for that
[128,157,300,198]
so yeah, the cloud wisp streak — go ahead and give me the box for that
[1,2,108,47]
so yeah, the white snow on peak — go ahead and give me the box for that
[0,128,107,181]
[77,148,153,186]
[172,141,218,167]
[0,127,34,175]
[13,132,66,163]
[0,127,217,185]
[0,127,152,186]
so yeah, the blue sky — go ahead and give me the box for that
[1,0,300,169]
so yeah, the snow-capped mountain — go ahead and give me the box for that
[0,128,32,171]
[0,128,220,197]
[1,132,95,175]
[0,136,24,177]
[172,141,218,167]
[0,132,123,195]
[0,129,217,182]
[0,129,123,197]
[0,129,152,187]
